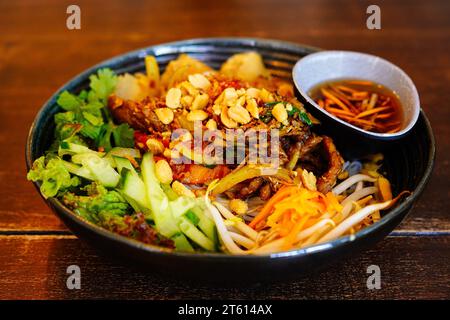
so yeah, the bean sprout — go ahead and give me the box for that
[332,174,376,195]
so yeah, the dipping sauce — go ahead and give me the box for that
[309,79,403,133]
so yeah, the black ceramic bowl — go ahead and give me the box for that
[26,38,435,281]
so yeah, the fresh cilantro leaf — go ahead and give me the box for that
[57,91,82,111]
[78,90,89,101]
[80,120,103,140]
[82,111,103,126]
[113,123,135,148]
[82,101,104,114]
[97,123,114,151]
[89,68,117,103]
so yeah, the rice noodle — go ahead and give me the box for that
[332,174,376,195]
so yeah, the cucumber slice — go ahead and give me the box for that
[191,205,217,244]
[61,160,94,180]
[114,156,136,175]
[79,153,120,187]
[178,217,215,251]
[169,195,217,246]
[59,141,104,157]
[161,183,179,201]
[171,233,194,252]
[141,152,180,238]
[120,169,149,211]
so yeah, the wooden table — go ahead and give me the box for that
[0,0,449,300]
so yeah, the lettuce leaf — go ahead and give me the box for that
[27,156,80,198]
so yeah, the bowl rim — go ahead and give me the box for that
[292,50,421,140]
[25,37,435,260]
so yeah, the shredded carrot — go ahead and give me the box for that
[249,186,299,229]
[375,112,394,120]
[355,106,391,119]
[321,88,351,112]
[252,186,343,250]
[284,214,310,247]
[387,126,401,133]
[352,92,370,99]
[325,107,355,117]
[336,85,359,94]
[346,80,373,85]
[334,114,383,128]
[313,80,403,133]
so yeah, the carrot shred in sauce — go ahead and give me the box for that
[311,79,404,133]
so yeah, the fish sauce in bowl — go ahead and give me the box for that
[309,79,403,134]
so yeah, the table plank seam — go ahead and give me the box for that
[0,230,72,236]
[0,230,449,237]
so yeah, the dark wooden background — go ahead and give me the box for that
[0,0,449,299]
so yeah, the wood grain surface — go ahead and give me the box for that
[0,0,449,299]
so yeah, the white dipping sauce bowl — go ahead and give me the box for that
[292,51,420,140]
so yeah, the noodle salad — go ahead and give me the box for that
[27,52,404,254]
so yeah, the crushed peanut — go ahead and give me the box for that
[181,95,194,108]
[187,109,209,122]
[172,181,196,198]
[205,119,217,130]
[155,159,173,184]
[229,199,248,215]
[154,107,174,124]
[220,106,238,128]
[272,103,288,123]
[146,138,165,155]
[191,93,209,110]
[246,87,260,99]
[228,104,251,124]
[188,73,211,90]
[180,81,199,96]
[245,98,259,119]
[300,169,317,191]
[165,88,182,109]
